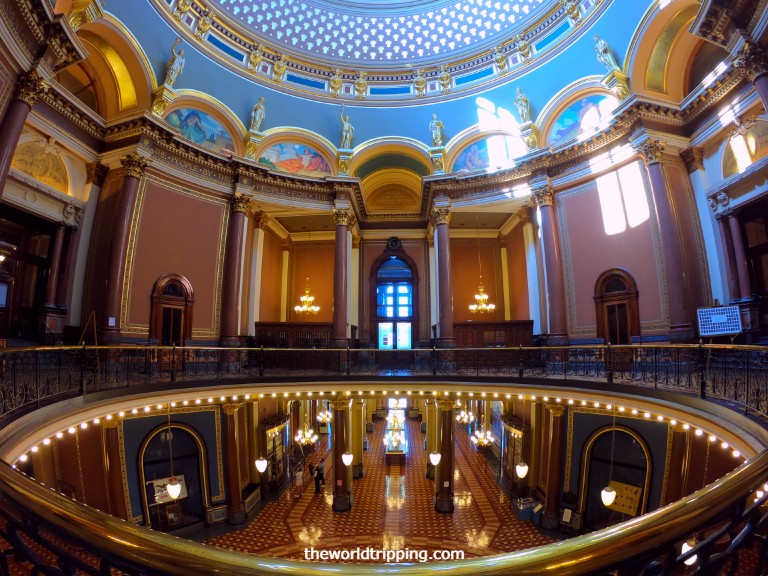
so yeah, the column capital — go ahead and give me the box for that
[330,399,351,410]
[352,235,361,249]
[633,139,665,164]
[103,418,119,429]
[437,399,456,411]
[532,185,554,207]
[223,403,244,416]
[679,147,704,174]
[431,205,452,226]
[517,208,530,226]
[119,153,151,179]
[14,71,48,107]
[86,162,109,186]
[734,40,768,83]
[332,207,356,227]
[545,403,566,417]
[231,193,252,213]
[253,211,270,230]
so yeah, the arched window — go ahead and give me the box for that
[594,269,639,344]
[151,274,194,345]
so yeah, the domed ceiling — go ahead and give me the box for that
[214,0,552,65]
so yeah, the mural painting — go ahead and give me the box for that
[165,108,236,155]
[258,143,332,177]
[452,138,491,173]
[549,93,618,147]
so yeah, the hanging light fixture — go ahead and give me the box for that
[166,405,181,500]
[469,218,495,314]
[516,395,529,479]
[429,401,441,466]
[295,418,319,446]
[316,409,332,424]
[601,406,617,507]
[456,409,475,425]
[472,413,494,447]
[255,456,268,474]
[294,219,320,315]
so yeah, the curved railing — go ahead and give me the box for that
[0,344,766,575]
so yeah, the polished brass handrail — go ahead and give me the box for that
[1,448,766,575]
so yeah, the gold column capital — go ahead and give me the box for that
[734,40,768,83]
[223,403,244,416]
[120,153,151,179]
[352,235,361,249]
[332,207,356,227]
[103,418,119,429]
[545,403,566,418]
[633,139,665,164]
[15,71,48,107]
[431,205,452,226]
[232,193,252,213]
[330,399,351,411]
[532,185,554,207]
[437,399,456,411]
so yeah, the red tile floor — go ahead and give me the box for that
[206,419,555,560]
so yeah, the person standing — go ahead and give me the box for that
[314,459,325,493]
[294,464,304,497]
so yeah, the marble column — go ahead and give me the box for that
[432,206,455,348]
[717,214,741,303]
[223,404,246,525]
[104,418,128,520]
[435,399,455,513]
[44,225,65,307]
[533,186,568,344]
[220,194,251,346]
[735,41,768,112]
[542,404,565,529]
[332,208,355,347]
[351,398,365,478]
[102,154,150,342]
[0,72,47,197]
[634,139,691,339]
[331,399,351,511]
[727,211,752,300]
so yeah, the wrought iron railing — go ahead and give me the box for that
[0,344,766,421]
[0,344,766,574]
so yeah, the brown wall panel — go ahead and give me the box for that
[54,425,109,513]
[507,226,530,320]
[451,239,501,323]
[291,241,335,322]
[259,230,284,322]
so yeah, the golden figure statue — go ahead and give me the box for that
[594,35,621,72]
[163,38,185,87]
[247,45,263,73]
[195,11,213,39]
[250,97,265,132]
[438,65,451,94]
[429,114,444,147]
[515,35,532,61]
[515,87,531,123]
[413,69,426,98]
[330,68,343,97]
[354,71,368,99]
[173,0,191,20]
[340,104,354,149]
[273,55,287,82]
[493,46,508,74]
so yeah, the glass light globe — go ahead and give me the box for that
[255,457,268,473]
[601,485,616,506]
[342,452,353,466]
[429,452,442,466]
[515,461,529,479]
[167,476,182,499]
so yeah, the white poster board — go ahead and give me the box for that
[697,306,742,337]
[151,474,187,504]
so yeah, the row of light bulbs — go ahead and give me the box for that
[13,390,750,472]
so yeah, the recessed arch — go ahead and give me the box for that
[150,274,194,346]
[594,268,640,344]
[164,92,245,157]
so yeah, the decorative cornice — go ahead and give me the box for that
[16,0,87,71]
[430,206,452,226]
[679,147,704,174]
[332,207,356,227]
[633,139,665,165]
[733,40,768,83]
[14,71,47,107]
[86,162,109,186]
[120,153,151,179]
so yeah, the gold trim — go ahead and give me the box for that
[658,424,675,507]
[645,6,697,94]
[78,30,138,110]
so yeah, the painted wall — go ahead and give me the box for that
[290,240,335,323]
[451,239,501,323]
[259,228,285,322]
[505,225,530,320]
[127,178,227,341]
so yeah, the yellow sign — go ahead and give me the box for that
[606,481,641,516]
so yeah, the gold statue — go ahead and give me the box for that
[493,46,508,74]
[163,37,185,87]
[340,104,354,149]
[429,114,444,147]
[330,68,343,97]
[594,35,621,72]
[173,0,191,20]
[250,97,265,132]
[273,55,287,82]
[247,45,263,73]
[354,71,368,99]
[438,65,451,94]
[515,87,531,123]
[195,11,213,39]
[413,69,426,97]
[515,35,531,61]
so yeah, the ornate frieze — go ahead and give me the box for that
[633,139,665,164]
[120,153,151,179]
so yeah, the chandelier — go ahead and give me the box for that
[472,427,494,447]
[294,220,320,315]
[469,219,495,314]
[384,430,406,449]
[316,410,332,424]
[456,409,475,425]
[295,421,318,446]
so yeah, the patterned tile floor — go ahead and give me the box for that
[206,419,556,560]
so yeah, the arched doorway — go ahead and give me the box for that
[593,268,639,345]
[370,245,420,351]
[579,425,651,532]
[150,274,194,345]
[139,423,208,532]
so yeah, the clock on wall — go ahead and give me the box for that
[386,237,402,251]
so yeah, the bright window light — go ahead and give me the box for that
[596,161,650,235]
[618,162,650,228]
[597,172,627,236]
[730,134,753,173]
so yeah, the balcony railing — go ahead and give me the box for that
[0,344,765,575]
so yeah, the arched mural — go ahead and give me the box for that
[548,93,619,147]
[11,140,69,193]
[165,108,236,155]
[451,134,527,174]
[722,119,768,178]
[258,142,332,177]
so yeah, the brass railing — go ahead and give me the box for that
[0,344,766,574]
